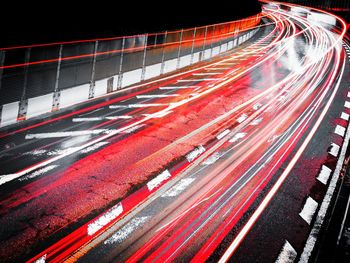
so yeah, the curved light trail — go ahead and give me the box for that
[0,1,348,263]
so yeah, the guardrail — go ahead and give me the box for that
[0,14,261,128]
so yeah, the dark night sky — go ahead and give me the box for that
[0,0,261,47]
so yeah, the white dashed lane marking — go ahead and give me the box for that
[329,143,340,157]
[159,86,199,90]
[299,197,318,225]
[317,165,332,185]
[340,112,349,121]
[334,125,346,137]
[216,129,231,140]
[275,240,297,263]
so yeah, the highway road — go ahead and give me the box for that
[0,2,349,262]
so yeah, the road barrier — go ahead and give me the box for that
[0,14,261,128]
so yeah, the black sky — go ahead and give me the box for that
[0,0,261,47]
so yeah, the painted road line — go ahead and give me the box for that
[237,114,248,123]
[159,86,199,90]
[334,125,346,137]
[72,117,104,122]
[299,113,350,262]
[229,132,247,143]
[127,103,167,108]
[109,105,128,109]
[119,124,145,134]
[329,143,340,157]
[177,78,223,82]
[186,145,206,162]
[80,142,109,154]
[87,203,123,236]
[299,197,318,225]
[18,165,58,181]
[192,73,220,76]
[253,102,263,110]
[202,152,221,165]
[25,129,111,139]
[162,178,196,197]
[34,254,46,263]
[105,116,133,120]
[217,129,231,140]
[344,101,350,108]
[2,113,156,186]
[142,111,173,118]
[23,149,47,156]
[72,116,133,122]
[317,165,332,185]
[340,112,349,121]
[104,216,149,245]
[275,240,297,263]
[46,147,81,156]
[250,117,263,126]
[147,170,172,191]
[136,94,179,99]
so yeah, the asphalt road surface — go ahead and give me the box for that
[0,2,349,263]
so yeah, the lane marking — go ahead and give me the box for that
[186,145,206,162]
[128,103,167,108]
[162,178,196,197]
[18,165,58,181]
[219,49,346,262]
[147,170,172,191]
[142,111,173,118]
[253,102,263,110]
[334,125,346,137]
[25,130,111,139]
[202,152,221,165]
[299,95,350,263]
[299,197,318,225]
[104,216,149,245]
[109,105,128,109]
[177,78,223,82]
[237,114,248,123]
[105,116,133,120]
[159,86,199,90]
[23,149,47,156]
[121,124,145,134]
[72,116,133,122]
[250,117,263,126]
[275,240,297,263]
[216,129,231,140]
[88,203,123,236]
[317,165,332,185]
[329,143,340,157]
[136,94,179,99]
[229,132,247,143]
[34,254,46,263]
[80,142,109,154]
[72,117,105,122]
[340,112,349,121]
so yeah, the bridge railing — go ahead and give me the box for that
[0,14,261,127]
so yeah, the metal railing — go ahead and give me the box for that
[0,14,262,127]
